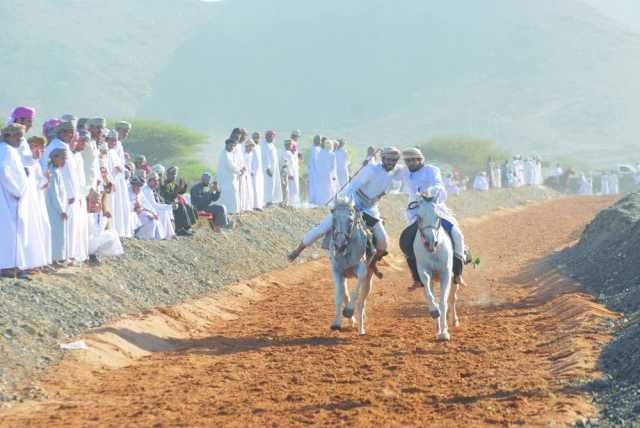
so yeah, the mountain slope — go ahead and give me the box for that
[2,0,639,165]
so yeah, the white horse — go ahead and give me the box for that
[414,193,459,341]
[329,198,375,335]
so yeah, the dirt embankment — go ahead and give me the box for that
[559,192,640,426]
[0,187,557,402]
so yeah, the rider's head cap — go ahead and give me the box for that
[402,148,424,161]
[381,147,401,160]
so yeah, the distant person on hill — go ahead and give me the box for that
[308,135,322,205]
[161,166,197,236]
[282,139,300,207]
[241,139,257,211]
[190,172,229,231]
[260,130,283,207]
[134,155,151,179]
[217,138,243,214]
[247,132,264,211]
[363,146,380,167]
[314,139,338,205]
[335,139,350,189]
[577,173,593,196]
[473,172,490,191]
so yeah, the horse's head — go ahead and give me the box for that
[331,197,356,255]
[416,191,441,253]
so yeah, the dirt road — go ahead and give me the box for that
[0,197,619,427]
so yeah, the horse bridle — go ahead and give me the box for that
[332,208,356,255]
[416,204,441,248]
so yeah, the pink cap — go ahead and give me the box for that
[42,118,62,135]
[11,106,36,121]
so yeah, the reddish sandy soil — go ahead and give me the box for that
[0,197,620,427]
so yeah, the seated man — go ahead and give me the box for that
[288,147,404,263]
[129,176,162,240]
[190,172,229,231]
[160,166,198,236]
[398,148,471,290]
[141,173,175,240]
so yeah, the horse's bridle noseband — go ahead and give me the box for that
[417,211,441,248]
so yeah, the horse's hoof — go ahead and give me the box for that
[342,307,354,318]
[359,331,366,336]
[454,319,461,328]
[330,324,342,331]
[437,332,451,342]
[429,309,441,319]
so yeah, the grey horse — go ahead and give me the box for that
[329,198,375,335]
[414,191,458,341]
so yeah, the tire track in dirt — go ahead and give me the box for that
[0,196,619,427]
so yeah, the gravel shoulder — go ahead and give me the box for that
[558,192,640,427]
[0,187,558,403]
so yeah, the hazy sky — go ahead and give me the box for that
[582,0,640,31]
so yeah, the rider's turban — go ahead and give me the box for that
[381,147,401,160]
[402,148,425,161]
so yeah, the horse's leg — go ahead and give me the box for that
[449,281,460,327]
[419,267,439,320]
[356,266,373,336]
[343,273,357,321]
[437,270,452,341]
[331,269,345,330]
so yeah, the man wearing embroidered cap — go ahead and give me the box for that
[288,146,404,264]
[398,147,471,289]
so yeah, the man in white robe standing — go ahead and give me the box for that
[217,138,243,214]
[84,118,104,193]
[473,172,490,191]
[44,122,81,262]
[282,140,300,207]
[314,140,338,205]
[105,130,134,237]
[249,132,264,211]
[308,135,322,205]
[600,171,610,195]
[0,124,30,278]
[71,127,90,262]
[28,136,52,266]
[335,139,350,189]
[261,130,283,206]
[9,107,50,270]
[241,140,256,211]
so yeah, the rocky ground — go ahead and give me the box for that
[558,193,640,427]
[0,187,558,404]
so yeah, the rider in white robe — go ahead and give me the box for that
[260,131,283,205]
[397,148,469,287]
[288,147,405,263]
[335,140,350,189]
[314,141,338,206]
[248,133,264,210]
[0,127,29,272]
[217,139,243,214]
